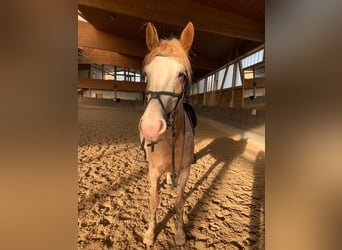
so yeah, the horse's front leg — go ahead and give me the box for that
[174,166,190,245]
[143,169,160,246]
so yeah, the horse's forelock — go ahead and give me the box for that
[143,39,192,82]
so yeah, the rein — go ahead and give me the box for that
[169,108,186,188]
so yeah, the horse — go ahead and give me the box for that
[138,22,196,246]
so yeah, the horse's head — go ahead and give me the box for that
[139,22,194,143]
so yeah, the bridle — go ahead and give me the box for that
[140,56,189,187]
[145,73,187,129]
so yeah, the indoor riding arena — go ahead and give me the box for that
[78,1,265,249]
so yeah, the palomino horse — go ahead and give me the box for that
[139,22,195,246]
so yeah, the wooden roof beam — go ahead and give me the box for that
[78,47,142,70]
[78,0,264,42]
[78,21,146,57]
[78,21,223,71]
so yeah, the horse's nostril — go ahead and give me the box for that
[158,119,167,135]
[140,118,166,139]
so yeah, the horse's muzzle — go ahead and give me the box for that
[140,117,167,142]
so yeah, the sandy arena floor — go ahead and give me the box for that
[78,104,265,249]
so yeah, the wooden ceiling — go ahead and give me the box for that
[78,0,264,81]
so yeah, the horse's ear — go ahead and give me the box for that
[180,22,194,52]
[146,22,159,51]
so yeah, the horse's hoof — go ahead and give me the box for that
[175,233,186,245]
[143,236,154,246]
[166,172,173,185]
[143,232,154,246]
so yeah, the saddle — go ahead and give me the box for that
[184,103,197,164]
[183,103,197,134]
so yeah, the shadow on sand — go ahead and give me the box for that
[248,151,265,249]
[154,137,248,241]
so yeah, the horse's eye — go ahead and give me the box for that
[178,72,188,84]
[178,72,185,79]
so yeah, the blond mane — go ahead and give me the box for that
[143,38,192,82]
